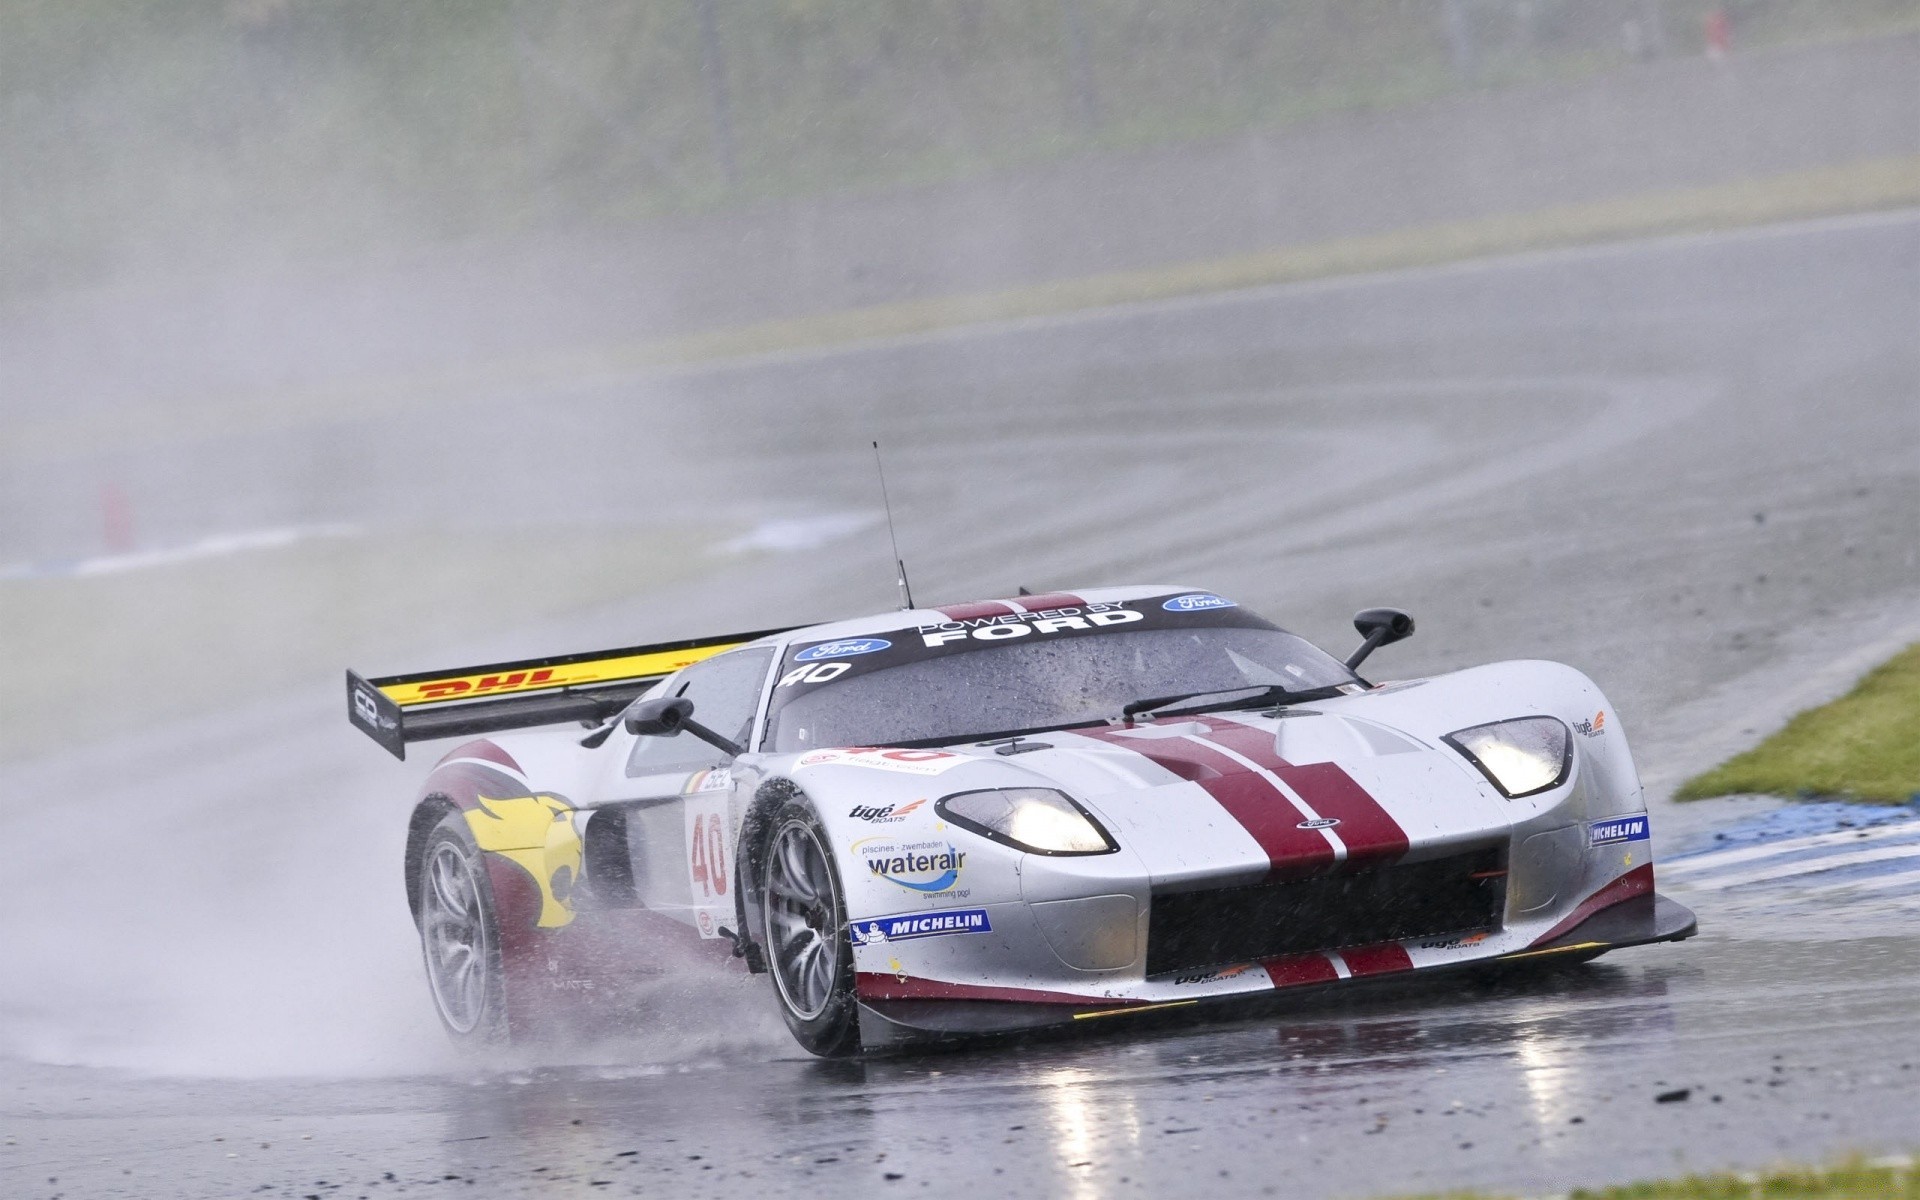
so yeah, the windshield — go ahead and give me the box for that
[764,597,1357,751]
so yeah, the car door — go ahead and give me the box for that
[605,646,775,937]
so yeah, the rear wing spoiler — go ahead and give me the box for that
[347,627,795,760]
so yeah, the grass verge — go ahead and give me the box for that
[0,525,718,765]
[1676,642,1920,803]
[1401,1152,1920,1198]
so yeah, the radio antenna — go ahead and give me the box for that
[872,440,915,610]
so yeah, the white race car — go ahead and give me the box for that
[348,585,1695,1056]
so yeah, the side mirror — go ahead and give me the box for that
[623,695,745,757]
[1345,607,1415,671]
[625,695,694,737]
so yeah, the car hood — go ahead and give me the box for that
[774,659,1630,893]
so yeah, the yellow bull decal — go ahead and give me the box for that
[465,794,583,929]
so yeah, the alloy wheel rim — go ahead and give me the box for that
[421,841,490,1034]
[765,820,842,1021]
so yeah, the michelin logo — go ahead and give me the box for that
[851,908,992,945]
[1589,815,1650,846]
[794,637,891,662]
[1163,593,1236,611]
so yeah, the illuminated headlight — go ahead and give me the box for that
[936,788,1117,856]
[1443,717,1572,798]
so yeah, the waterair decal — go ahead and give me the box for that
[794,637,892,662]
[855,837,967,892]
[794,748,969,776]
[851,907,991,945]
[1163,593,1237,612]
[916,603,1141,648]
[1589,815,1650,847]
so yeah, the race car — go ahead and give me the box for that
[347,585,1696,1056]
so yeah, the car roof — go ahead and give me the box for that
[757,583,1214,650]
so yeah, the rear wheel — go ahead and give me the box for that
[761,801,860,1057]
[417,812,509,1046]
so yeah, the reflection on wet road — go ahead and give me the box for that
[11,925,1919,1198]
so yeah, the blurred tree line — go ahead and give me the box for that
[2,0,1914,294]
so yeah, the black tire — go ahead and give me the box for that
[759,799,861,1057]
[416,811,510,1047]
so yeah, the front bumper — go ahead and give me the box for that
[854,887,1696,1050]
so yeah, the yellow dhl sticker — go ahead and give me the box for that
[378,643,747,707]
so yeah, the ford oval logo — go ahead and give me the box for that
[1297,817,1341,830]
[795,637,892,662]
[1163,593,1237,612]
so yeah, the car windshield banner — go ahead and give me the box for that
[771,592,1282,696]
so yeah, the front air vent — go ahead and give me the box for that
[1146,846,1505,977]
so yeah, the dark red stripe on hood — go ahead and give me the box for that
[1082,726,1335,876]
[1199,719,1410,869]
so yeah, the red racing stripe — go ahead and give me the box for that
[1338,943,1415,976]
[1529,863,1654,946]
[932,593,1088,621]
[1082,726,1336,876]
[932,599,1023,621]
[1009,592,1086,612]
[854,972,1136,1006]
[1199,720,1410,870]
[1262,953,1341,988]
[444,738,523,774]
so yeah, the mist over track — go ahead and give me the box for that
[2,209,1916,1198]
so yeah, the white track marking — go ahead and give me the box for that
[1664,820,1920,875]
[0,523,358,580]
[1801,864,1920,897]
[1686,843,1920,891]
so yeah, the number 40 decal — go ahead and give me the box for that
[690,812,729,898]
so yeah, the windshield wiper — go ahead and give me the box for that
[1120,683,1346,721]
[879,718,1107,751]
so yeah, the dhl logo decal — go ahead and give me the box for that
[378,643,750,707]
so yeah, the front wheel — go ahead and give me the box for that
[417,811,509,1046]
[761,801,860,1057]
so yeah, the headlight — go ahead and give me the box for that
[936,788,1117,855]
[1443,717,1571,798]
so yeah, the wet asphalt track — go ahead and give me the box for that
[3,211,1919,1198]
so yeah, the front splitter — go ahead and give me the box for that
[854,890,1699,1052]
